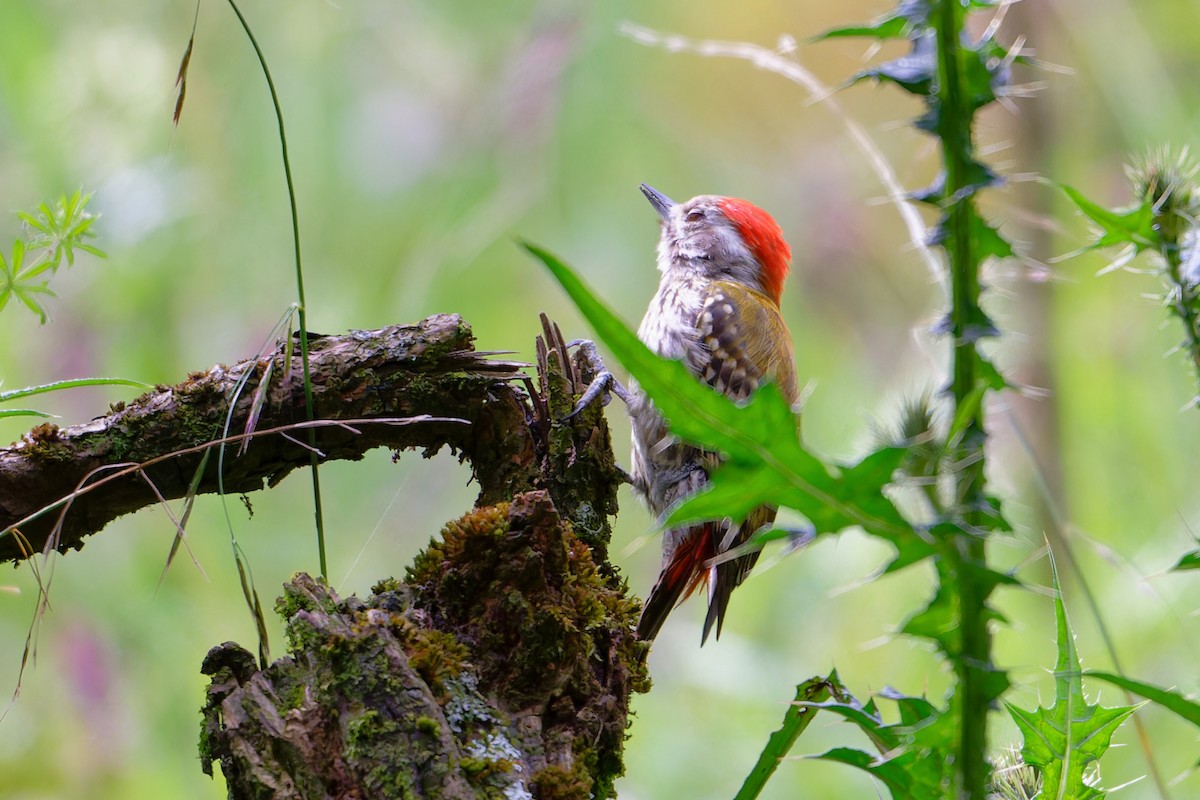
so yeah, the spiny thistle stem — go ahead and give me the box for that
[1129,148,1200,402]
[1161,230,1200,399]
[1163,243,1200,396]
[934,2,992,797]
[225,0,327,578]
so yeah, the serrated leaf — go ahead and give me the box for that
[947,382,987,442]
[973,216,1014,261]
[856,32,936,96]
[945,355,1008,442]
[910,172,946,205]
[1059,184,1157,254]
[985,494,1014,533]
[664,459,789,528]
[1004,554,1136,799]
[880,685,939,727]
[804,697,901,752]
[901,572,958,651]
[818,17,911,40]
[978,354,1008,391]
[959,38,1002,113]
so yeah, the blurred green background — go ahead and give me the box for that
[4,1,1200,797]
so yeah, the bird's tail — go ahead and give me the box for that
[637,516,772,644]
[701,548,762,644]
[636,523,717,642]
[702,507,776,642]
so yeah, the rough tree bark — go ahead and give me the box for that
[2,314,646,799]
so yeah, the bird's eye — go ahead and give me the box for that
[685,210,705,222]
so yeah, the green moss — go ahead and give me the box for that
[415,716,440,736]
[406,503,510,590]
[276,575,343,656]
[20,423,72,463]
[346,710,400,758]
[532,763,593,800]
[459,750,515,799]
[403,492,648,796]
[277,677,307,712]
[406,629,468,697]
[345,710,422,800]
[458,756,495,780]
[276,574,337,619]
[371,576,403,594]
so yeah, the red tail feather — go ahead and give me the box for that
[636,524,718,642]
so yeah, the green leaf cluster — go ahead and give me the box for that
[811,685,957,799]
[0,190,106,323]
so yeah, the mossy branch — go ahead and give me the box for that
[0,314,619,565]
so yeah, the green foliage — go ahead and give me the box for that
[810,689,957,799]
[729,671,854,796]
[817,0,1000,43]
[0,192,142,419]
[0,190,106,323]
[733,673,961,800]
[1004,560,1136,800]
[812,2,1016,796]
[733,673,847,800]
[1171,546,1200,572]
[732,664,963,800]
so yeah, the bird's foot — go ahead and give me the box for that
[565,338,632,419]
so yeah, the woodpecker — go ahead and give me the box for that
[631,183,799,644]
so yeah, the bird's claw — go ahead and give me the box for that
[565,339,632,419]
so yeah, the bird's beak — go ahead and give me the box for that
[640,183,675,221]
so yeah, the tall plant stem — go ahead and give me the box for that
[226,0,327,578]
[934,2,991,797]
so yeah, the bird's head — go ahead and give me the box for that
[641,183,792,305]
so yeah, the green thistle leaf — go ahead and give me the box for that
[1004,555,1136,800]
[1059,183,1157,254]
